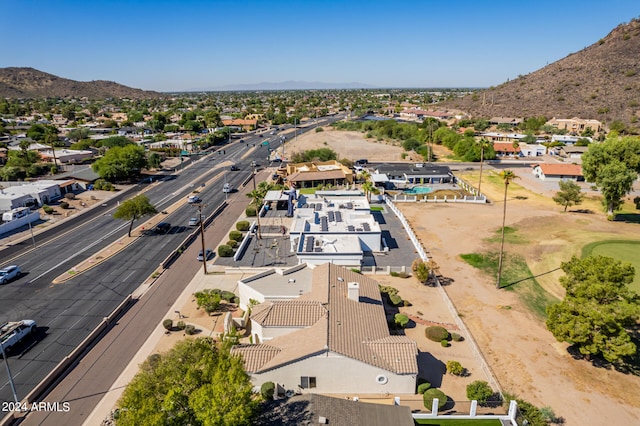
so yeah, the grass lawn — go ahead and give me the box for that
[370,206,385,212]
[298,187,317,194]
[581,240,640,293]
[414,419,502,425]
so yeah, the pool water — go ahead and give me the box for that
[403,186,433,194]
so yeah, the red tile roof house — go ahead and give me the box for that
[232,263,418,396]
[532,163,584,181]
[493,142,520,157]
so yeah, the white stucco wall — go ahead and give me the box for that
[251,351,416,395]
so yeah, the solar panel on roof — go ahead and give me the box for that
[335,211,342,222]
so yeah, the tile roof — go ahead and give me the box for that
[288,170,346,182]
[250,300,327,327]
[493,142,520,152]
[536,163,583,176]
[234,264,417,375]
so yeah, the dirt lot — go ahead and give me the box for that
[282,129,640,424]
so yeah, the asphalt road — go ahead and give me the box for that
[0,116,343,410]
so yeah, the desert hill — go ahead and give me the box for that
[440,18,640,130]
[0,67,162,99]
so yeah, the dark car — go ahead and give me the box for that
[155,222,172,233]
[230,165,239,171]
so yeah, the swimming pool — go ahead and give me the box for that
[403,186,433,195]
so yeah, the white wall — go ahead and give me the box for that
[252,351,416,395]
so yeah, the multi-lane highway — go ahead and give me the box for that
[0,116,342,407]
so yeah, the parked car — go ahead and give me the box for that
[355,159,368,166]
[188,217,200,226]
[155,222,172,233]
[188,195,201,204]
[0,265,21,284]
[197,249,214,261]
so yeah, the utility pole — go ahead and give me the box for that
[1,342,19,403]
[197,204,208,274]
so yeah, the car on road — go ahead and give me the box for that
[197,249,214,261]
[188,217,200,226]
[223,183,232,193]
[230,165,239,171]
[0,265,21,284]
[155,222,172,233]
[1,320,36,354]
[188,195,201,204]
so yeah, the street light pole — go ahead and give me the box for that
[252,165,262,240]
[197,204,208,275]
[1,343,19,404]
[27,216,36,249]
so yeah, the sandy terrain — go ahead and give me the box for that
[277,129,640,424]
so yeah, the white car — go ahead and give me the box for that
[188,217,200,226]
[0,265,21,284]
[223,183,232,193]
[187,195,201,204]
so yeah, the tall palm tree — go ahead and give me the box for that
[496,169,517,289]
[477,138,491,196]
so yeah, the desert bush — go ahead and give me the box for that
[423,388,447,409]
[176,321,186,330]
[441,339,449,347]
[394,313,409,328]
[229,230,243,241]
[315,127,324,133]
[417,382,431,394]
[446,360,465,376]
[236,220,250,231]
[42,205,54,214]
[194,289,221,314]
[59,202,70,209]
[64,193,76,200]
[389,294,403,306]
[221,290,236,303]
[226,239,238,248]
[218,245,234,257]
[425,325,450,342]
[261,381,275,400]
[451,332,464,342]
[466,380,493,404]
[94,179,115,191]
[184,325,196,335]
[245,205,257,216]
[162,319,173,331]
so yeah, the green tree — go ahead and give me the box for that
[582,137,640,216]
[497,170,517,289]
[147,151,162,169]
[546,256,639,363]
[113,194,157,237]
[412,258,430,283]
[93,144,147,181]
[466,380,493,404]
[116,338,258,426]
[552,180,584,211]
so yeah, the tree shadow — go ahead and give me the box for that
[566,340,640,377]
[254,398,311,426]
[613,213,640,224]
[570,208,594,214]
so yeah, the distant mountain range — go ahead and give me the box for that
[440,18,640,129]
[187,81,378,92]
[0,67,162,98]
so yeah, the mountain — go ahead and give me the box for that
[440,19,640,129]
[0,67,162,98]
[190,80,377,92]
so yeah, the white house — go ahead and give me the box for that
[232,263,418,395]
[518,143,546,157]
[532,164,583,181]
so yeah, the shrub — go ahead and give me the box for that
[221,290,236,303]
[261,381,275,400]
[451,332,464,342]
[315,127,324,133]
[184,325,196,335]
[440,339,449,347]
[425,326,450,342]
[423,388,447,409]
[176,321,186,330]
[226,239,239,248]
[59,202,70,209]
[42,205,54,214]
[94,179,115,191]
[162,319,173,331]
[466,380,493,404]
[64,193,76,200]
[394,313,409,328]
[195,289,221,314]
[229,230,243,241]
[236,221,250,231]
[417,382,431,394]
[245,205,257,216]
[389,294,403,306]
[218,245,234,257]
[446,360,464,376]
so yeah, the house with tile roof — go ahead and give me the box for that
[232,263,418,395]
[532,163,583,181]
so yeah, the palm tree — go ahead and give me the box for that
[496,170,517,289]
[477,138,491,196]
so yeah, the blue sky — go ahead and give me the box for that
[2,0,638,91]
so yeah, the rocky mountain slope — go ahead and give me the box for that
[440,19,640,130]
[0,67,161,98]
